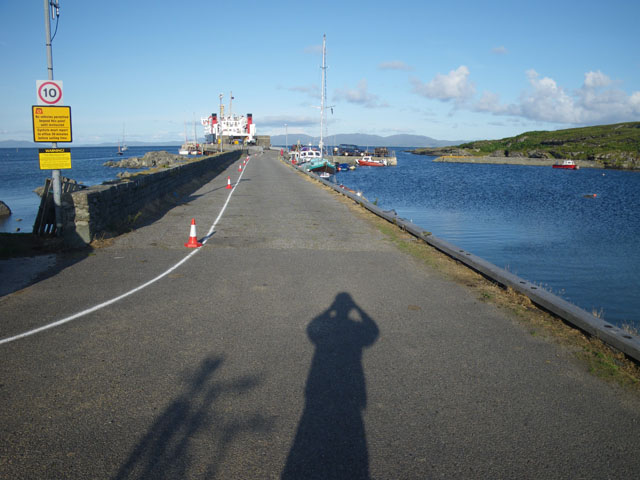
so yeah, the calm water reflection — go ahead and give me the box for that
[337,152,640,329]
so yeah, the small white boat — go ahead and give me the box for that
[298,149,322,165]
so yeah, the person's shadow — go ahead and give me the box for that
[282,292,379,479]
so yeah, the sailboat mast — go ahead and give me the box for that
[319,34,326,154]
[193,115,197,145]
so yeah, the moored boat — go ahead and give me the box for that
[305,157,336,175]
[298,149,321,165]
[301,34,336,176]
[179,142,201,155]
[552,159,579,170]
[357,155,387,167]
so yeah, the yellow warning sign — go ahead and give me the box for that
[32,105,72,143]
[39,148,72,170]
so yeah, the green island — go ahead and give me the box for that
[413,122,640,169]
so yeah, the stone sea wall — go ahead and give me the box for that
[433,156,601,168]
[60,150,242,246]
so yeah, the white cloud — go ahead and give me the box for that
[517,69,577,123]
[260,115,317,127]
[584,70,611,88]
[473,69,640,125]
[378,61,413,71]
[287,84,320,99]
[474,91,511,114]
[334,79,388,108]
[411,66,476,102]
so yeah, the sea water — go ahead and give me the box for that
[336,151,640,329]
[0,146,179,233]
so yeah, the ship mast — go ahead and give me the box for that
[319,34,326,156]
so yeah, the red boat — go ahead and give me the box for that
[552,160,579,170]
[356,156,387,167]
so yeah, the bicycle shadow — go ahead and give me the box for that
[113,355,271,479]
[282,292,380,479]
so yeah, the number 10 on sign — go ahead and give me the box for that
[36,80,63,106]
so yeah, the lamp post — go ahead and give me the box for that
[285,123,288,151]
[218,93,223,152]
[43,0,62,235]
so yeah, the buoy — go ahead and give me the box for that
[184,218,203,248]
[225,176,232,190]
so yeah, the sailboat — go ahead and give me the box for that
[179,120,200,155]
[121,124,128,152]
[303,34,336,176]
[190,118,200,154]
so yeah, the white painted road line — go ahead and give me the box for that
[0,156,251,346]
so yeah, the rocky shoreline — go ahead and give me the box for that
[103,150,188,170]
[103,150,196,179]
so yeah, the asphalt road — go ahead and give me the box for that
[1,150,640,479]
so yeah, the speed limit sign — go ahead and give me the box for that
[36,80,63,105]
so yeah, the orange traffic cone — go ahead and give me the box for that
[226,176,232,189]
[184,218,203,248]
[238,164,243,172]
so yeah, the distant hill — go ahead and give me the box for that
[271,133,462,148]
[413,122,640,169]
[2,133,457,149]
[0,140,38,148]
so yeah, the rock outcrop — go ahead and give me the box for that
[0,200,11,217]
[104,151,187,169]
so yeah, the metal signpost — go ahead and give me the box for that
[36,0,68,235]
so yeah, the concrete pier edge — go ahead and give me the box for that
[287,159,640,363]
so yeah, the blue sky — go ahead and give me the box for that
[2,0,639,144]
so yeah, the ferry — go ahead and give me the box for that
[201,93,256,145]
